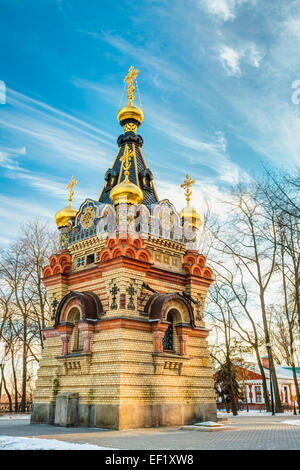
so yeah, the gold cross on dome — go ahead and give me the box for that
[66,175,77,208]
[180,174,195,205]
[124,65,139,106]
[120,144,135,183]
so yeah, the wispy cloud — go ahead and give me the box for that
[220,46,241,75]
[156,178,236,218]
[9,89,114,140]
[75,78,248,185]
[145,104,248,185]
[0,88,115,171]
[6,170,98,206]
[247,44,263,67]
[1,0,298,250]
[284,18,300,41]
[99,32,184,87]
[0,145,26,170]
[231,96,300,167]
[0,194,55,245]
[219,43,263,75]
[0,173,99,247]
[201,0,256,22]
[0,194,53,219]
[79,29,198,99]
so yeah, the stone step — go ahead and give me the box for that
[180,421,237,432]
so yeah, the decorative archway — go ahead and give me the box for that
[145,292,195,326]
[145,293,194,355]
[55,291,103,326]
[53,292,103,356]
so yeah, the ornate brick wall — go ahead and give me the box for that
[31,234,216,429]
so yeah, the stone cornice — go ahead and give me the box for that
[68,235,106,254]
[98,255,152,273]
[146,236,186,253]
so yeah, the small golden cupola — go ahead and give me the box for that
[180,174,202,229]
[55,175,78,228]
[110,143,143,206]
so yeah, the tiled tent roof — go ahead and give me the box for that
[98,139,159,207]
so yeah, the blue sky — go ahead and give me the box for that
[1,0,300,244]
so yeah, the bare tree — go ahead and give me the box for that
[207,183,283,412]
[206,284,240,415]
[0,219,57,410]
[206,280,271,411]
[267,305,293,366]
[258,169,300,333]
[256,170,300,410]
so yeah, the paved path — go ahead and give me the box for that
[0,414,300,450]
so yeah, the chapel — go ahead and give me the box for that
[31,66,216,429]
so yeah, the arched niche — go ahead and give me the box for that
[67,307,83,352]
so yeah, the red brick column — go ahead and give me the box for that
[61,335,71,355]
[152,323,169,353]
[175,326,190,356]
[178,335,188,355]
[58,323,74,355]
[78,322,95,353]
[153,331,164,352]
[83,333,93,353]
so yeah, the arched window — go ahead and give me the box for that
[162,308,183,354]
[163,312,174,351]
[67,307,83,352]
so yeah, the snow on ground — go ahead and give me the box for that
[0,435,117,450]
[0,414,30,420]
[281,420,300,426]
[218,410,295,417]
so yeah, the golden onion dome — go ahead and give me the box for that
[110,142,143,206]
[55,206,78,229]
[117,105,143,126]
[110,180,143,206]
[180,205,202,229]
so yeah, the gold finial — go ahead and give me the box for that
[120,145,134,183]
[124,65,139,106]
[181,174,195,206]
[66,175,77,208]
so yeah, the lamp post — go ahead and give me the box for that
[292,394,297,416]
[0,345,8,409]
[266,343,275,415]
[0,353,5,407]
[238,355,249,412]
[244,365,249,413]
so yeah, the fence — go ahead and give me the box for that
[217,402,299,413]
[217,402,266,412]
[0,402,32,413]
